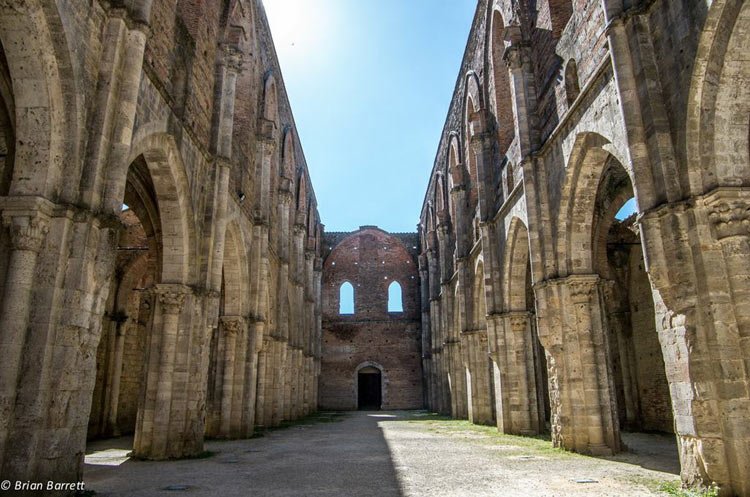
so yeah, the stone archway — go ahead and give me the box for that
[87,133,202,462]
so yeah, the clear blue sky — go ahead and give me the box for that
[264,0,477,233]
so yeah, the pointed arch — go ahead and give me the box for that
[296,172,307,213]
[222,221,249,317]
[473,258,487,329]
[489,7,516,157]
[124,132,197,284]
[281,127,295,179]
[556,132,634,276]
[262,72,279,125]
[0,0,71,199]
[435,174,447,214]
[504,217,532,311]
[447,132,464,187]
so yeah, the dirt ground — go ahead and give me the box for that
[84,411,681,496]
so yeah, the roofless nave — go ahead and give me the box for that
[0,0,747,496]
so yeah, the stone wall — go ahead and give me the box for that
[0,0,324,490]
[418,0,750,495]
[320,227,423,410]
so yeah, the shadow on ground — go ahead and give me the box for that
[85,411,404,497]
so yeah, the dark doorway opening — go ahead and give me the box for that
[358,367,382,410]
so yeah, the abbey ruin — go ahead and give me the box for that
[0,0,747,495]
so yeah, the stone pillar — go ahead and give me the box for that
[0,206,49,471]
[638,190,750,495]
[218,316,245,438]
[106,316,130,436]
[534,275,620,456]
[251,215,272,429]
[254,337,270,429]
[418,252,433,409]
[461,329,493,425]
[488,311,542,435]
[276,185,292,343]
[500,311,540,434]
[241,319,263,435]
[133,283,192,459]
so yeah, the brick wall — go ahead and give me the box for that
[320,227,423,410]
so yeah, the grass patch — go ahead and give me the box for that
[622,475,720,497]
[405,414,572,458]
[658,481,720,497]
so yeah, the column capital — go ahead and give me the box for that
[705,188,750,241]
[252,210,269,227]
[503,44,524,69]
[498,310,531,330]
[567,274,599,304]
[219,45,244,73]
[219,315,246,335]
[3,213,49,252]
[256,118,277,143]
[154,284,190,315]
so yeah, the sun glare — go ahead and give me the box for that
[263,0,331,61]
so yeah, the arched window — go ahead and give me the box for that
[339,282,354,315]
[565,59,580,106]
[388,281,403,313]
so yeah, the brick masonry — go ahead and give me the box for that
[320,227,423,410]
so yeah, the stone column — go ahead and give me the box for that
[251,214,272,428]
[218,316,245,438]
[277,184,292,342]
[133,283,190,459]
[254,337,270,429]
[569,276,618,455]
[418,252,433,409]
[491,311,537,434]
[0,207,49,470]
[503,311,540,434]
[461,329,493,425]
[242,319,264,436]
[312,257,323,413]
[534,275,620,455]
[106,316,130,436]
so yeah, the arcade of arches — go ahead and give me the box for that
[0,0,747,496]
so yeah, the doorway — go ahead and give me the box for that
[357,367,382,410]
